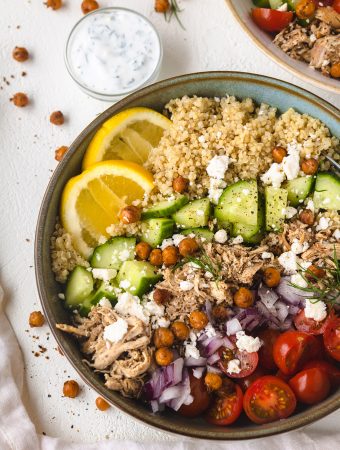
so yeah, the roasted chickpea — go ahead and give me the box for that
[178,237,199,257]
[149,249,163,266]
[119,205,141,224]
[45,0,63,10]
[204,372,223,392]
[189,310,208,331]
[272,146,287,164]
[172,176,189,193]
[95,397,110,411]
[306,265,326,280]
[11,92,29,107]
[50,110,64,126]
[153,288,172,305]
[162,246,178,266]
[81,0,99,14]
[12,46,29,62]
[154,0,170,13]
[63,380,79,398]
[135,242,152,260]
[263,267,281,288]
[330,62,340,79]
[153,327,174,348]
[212,305,229,321]
[301,158,318,175]
[299,209,314,225]
[155,347,174,366]
[295,0,316,19]
[29,311,45,327]
[171,321,190,341]
[55,146,68,162]
[233,287,254,309]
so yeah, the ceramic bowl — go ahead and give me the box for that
[35,72,340,440]
[225,0,340,95]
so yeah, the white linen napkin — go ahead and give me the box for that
[0,284,339,450]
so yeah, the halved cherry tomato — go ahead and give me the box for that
[323,316,340,362]
[178,372,210,417]
[251,8,294,33]
[237,367,267,392]
[258,329,280,371]
[289,368,330,404]
[302,359,340,388]
[334,0,340,13]
[243,376,296,424]
[218,345,259,378]
[293,309,330,335]
[273,330,321,375]
[206,379,243,426]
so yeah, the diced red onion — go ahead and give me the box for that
[206,365,223,374]
[205,299,214,324]
[192,367,205,379]
[276,277,308,306]
[150,400,159,413]
[143,358,184,400]
[204,337,225,356]
[207,352,220,365]
[258,284,279,308]
[275,300,289,322]
[166,369,192,411]
[226,317,242,336]
[222,336,234,349]
[159,385,185,403]
[184,356,207,367]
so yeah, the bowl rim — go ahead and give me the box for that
[35,71,340,441]
[225,0,340,95]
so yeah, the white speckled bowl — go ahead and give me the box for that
[225,0,340,95]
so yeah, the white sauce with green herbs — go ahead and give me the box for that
[68,9,161,95]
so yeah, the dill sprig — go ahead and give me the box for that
[290,247,340,306]
[173,250,222,282]
[164,0,185,30]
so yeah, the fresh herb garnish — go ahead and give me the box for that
[164,0,185,30]
[290,247,340,306]
[173,249,222,282]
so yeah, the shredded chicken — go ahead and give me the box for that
[274,22,312,62]
[315,7,340,30]
[56,306,151,397]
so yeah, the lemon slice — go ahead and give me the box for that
[60,160,154,258]
[82,107,171,170]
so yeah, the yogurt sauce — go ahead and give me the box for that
[67,9,161,96]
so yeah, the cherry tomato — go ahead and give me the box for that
[334,0,340,13]
[273,330,321,375]
[218,345,259,378]
[243,376,296,424]
[251,8,294,33]
[237,367,267,392]
[178,372,210,417]
[206,379,243,426]
[323,316,340,362]
[293,309,330,335]
[302,359,340,388]
[258,329,280,371]
[289,368,330,405]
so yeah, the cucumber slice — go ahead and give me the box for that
[79,280,118,316]
[269,0,284,9]
[252,0,270,6]
[117,261,162,297]
[313,172,340,211]
[142,196,189,219]
[141,218,175,248]
[65,266,94,308]
[90,237,136,269]
[285,176,314,207]
[181,227,214,242]
[172,198,211,228]
[265,186,288,232]
[286,0,298,10]
[231,195,265,243]
[215,180,258,227]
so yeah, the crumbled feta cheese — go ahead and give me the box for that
[291,273,307,288]
[119,279,131,290]
[282,145,300,181]
[206,155,230,179]
[196,209,204,216]
[103,318,128,343]
[304,299,327,322]
[143,299,164,317]
[261,163,285,188]
[214,229,228,243]
[161,238,174,250]
[261,252,273,260]
[316,217,330,231]
[230,235,243,245]
[291,239,309,255]
[98,235,107,244]
[333,229,340,240]
[185,343,200,359]
[205,323,217,338]
[208,177,227,204]
[172,234,186,246]
[227,359,241,374]
[157,317,170,328]
[309,33,317,43]
[98,297,112,308]
[92,268,117,282]
[278,251,298,274]
[179,281,194,291]
[236,331,262,353]
[285,206,298,219]
[119,249,131,261]
[192,368,204,379]
[300,260,312,270]
[114,292,148,323]
[306,199,315,212]
[58,293,65,300]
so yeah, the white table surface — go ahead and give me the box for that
[0,0,339,445]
